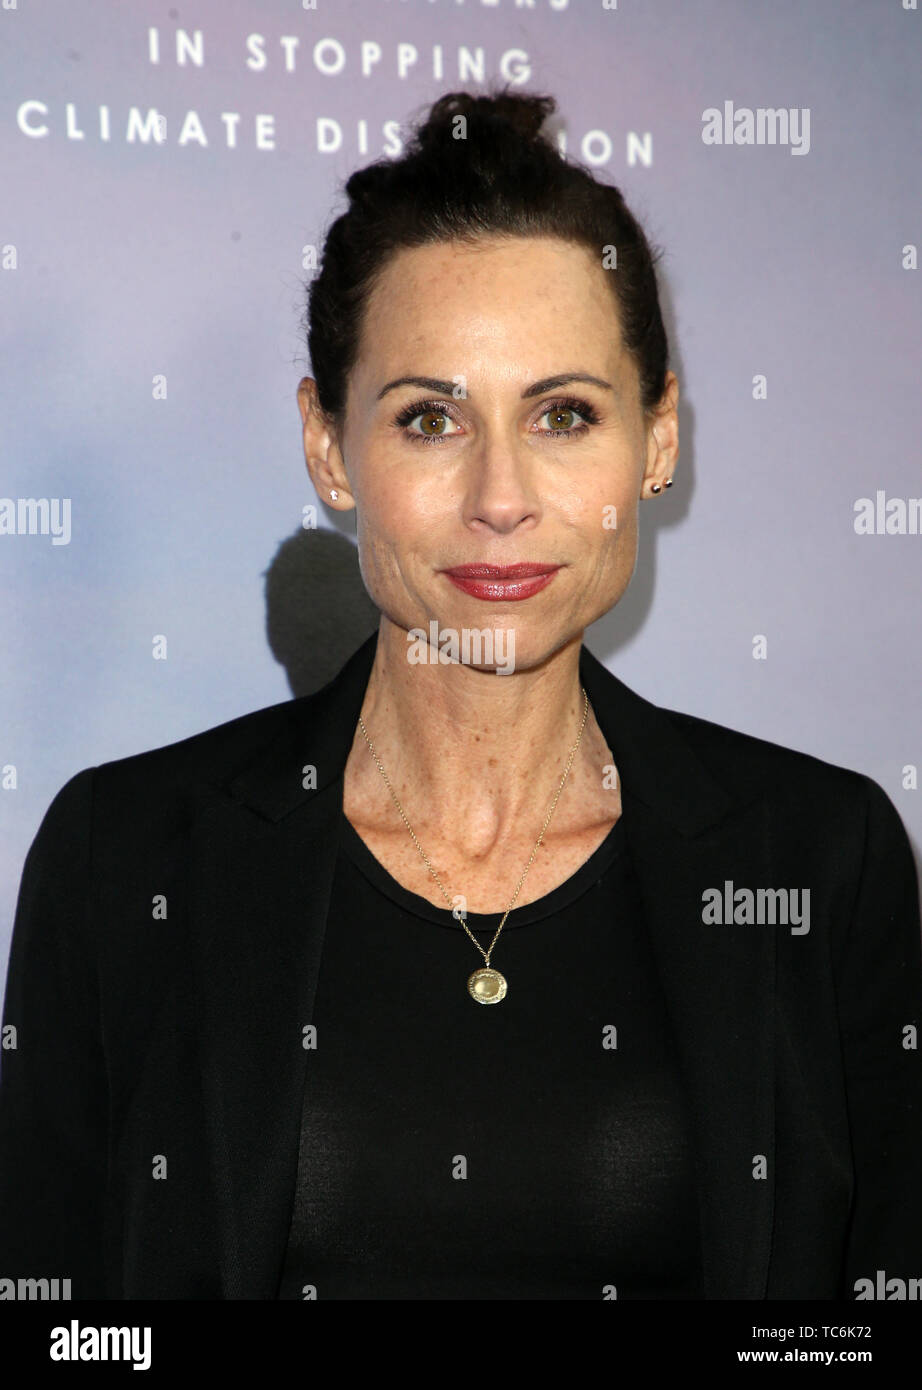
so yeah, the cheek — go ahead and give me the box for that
[565,479,638,541]
[610,497,639,543]
[362,465,443,531]
[354,482,430,589]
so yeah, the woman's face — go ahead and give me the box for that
[303,234,678,671]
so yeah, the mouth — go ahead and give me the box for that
[440,563,562,602]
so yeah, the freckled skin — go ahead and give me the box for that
[297,235,678,894]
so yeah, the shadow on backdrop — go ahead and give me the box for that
[265,527,379,698]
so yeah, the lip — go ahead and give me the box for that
[442,563,560,579]
[441,563,561,602]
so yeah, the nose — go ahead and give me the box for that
[462,434,542,535]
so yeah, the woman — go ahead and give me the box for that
[1,87,920,1301]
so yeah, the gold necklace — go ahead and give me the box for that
[357,685,590,1004]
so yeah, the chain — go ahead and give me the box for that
[357,685,590,967]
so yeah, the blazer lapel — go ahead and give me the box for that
[190,638,375,1299]
[191,632,776,1299]
[579,644,777,1300]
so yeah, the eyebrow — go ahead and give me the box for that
[375,372,616,402]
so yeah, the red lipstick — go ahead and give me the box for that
[441,563,561,601]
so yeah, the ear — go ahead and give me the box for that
[297,377,355,509]
[640,370,680,498]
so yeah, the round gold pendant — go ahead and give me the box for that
[468,967,507,1004]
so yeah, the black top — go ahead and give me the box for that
[277,807,702,1300]
[3,631,917,1300]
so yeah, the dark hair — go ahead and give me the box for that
[304,84,669,433]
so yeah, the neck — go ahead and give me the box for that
[349,616,609,854]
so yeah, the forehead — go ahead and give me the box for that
[353,235,629,390]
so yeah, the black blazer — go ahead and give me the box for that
[2,630,921,1300]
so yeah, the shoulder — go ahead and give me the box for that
[37,696,307,844]
[656,700,906,849]
[587,646,898,838]
[98,696,302,787]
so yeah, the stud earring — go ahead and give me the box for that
[651,483,662,494]
[664,478,673,488]
[330,490,339,502]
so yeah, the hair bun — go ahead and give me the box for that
[307,84,668,428]
[411,88,556,154]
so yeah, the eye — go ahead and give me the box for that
[536,398,598,438]
[391,399,463,446]
[402,405,462,443]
